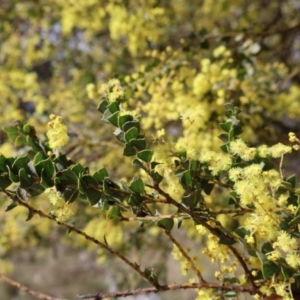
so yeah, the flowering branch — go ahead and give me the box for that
[164,230,205,283]
[76,281,259,299]
[2,189,160,289]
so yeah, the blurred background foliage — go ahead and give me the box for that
[0,0,300,299]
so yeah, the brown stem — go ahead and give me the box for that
[2,189,160,289]
[120,214,190,222]
[0,272,67,300]
[154,186,256,289]
[76,281,258,299]
[164,230,205,283]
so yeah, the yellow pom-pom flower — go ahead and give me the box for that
[47,114,69,149]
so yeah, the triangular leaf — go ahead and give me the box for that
[123,144,137,156]
[156,218,174,231]
[124,127,139,143]
[137,150,153,163]
[129,178,145,194]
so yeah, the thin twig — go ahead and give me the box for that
[164,230,205,283]
[76,281,258,299]
[153,185,257,289]
[2,189,159,289]
[0,272,67,300]
[121,214,190,222]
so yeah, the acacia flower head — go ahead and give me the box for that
[47,114,69,149]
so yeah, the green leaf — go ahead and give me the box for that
[287,175,296,188]
[12,155,30,173]
[129,138,147,151]
[128,193,143,206]
[150,170,163,184]
[220,143,230,153]
[101,109,112,123]
[223,291,237,298]
[233,125,243,136]
[26,136,44,153]
[295,205,300,217]
[86,188,102,205]
[218,133,228,143]
[103,178,120,196]
[156,218,174,231]
[5,201,18,212]
[107,206,121,218]
[3,126,27,145]
[93,168,109,184]
[189,160,199,171]
[19,168,32,188]
[107,111,120,127]
[179,160,189,170]
[35,158,55,178]
[22,123,35,134]
[0,174,12,191]
[119,180,131,191]
[229,130,235,141]
[150,161,162,170]
[55,169,78,185]
[118,114,134,129]
[33,152,47,166]
[129,178,145,193]
[220,121,232,133]
[25,209,35,221]
[114,128,125,143]
[124,127,139,143]
[7,166,19,183]
[137,150,153,163]
[288,213,300,226]
[62,187,79,203]
[182,189,202,208]
[177,218,183,229]
[0,154,7,172]
[82,174,99,187]
[107,101,120,114]
[53,154,72,170]
[218,230,237,245]
[180,170,192,187]
[123,144,137,156]
[281,266,294,281]
[203,182,214,195]
[256,252,279,279]
[40,168,54,188]
[132,158,146,171]
[234,227,250,239]
[97,99,108,113]
[123,121,140,133]
[25,184,45,197]
[70,163,85,176]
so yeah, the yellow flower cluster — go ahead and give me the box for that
[195,289,215,300]
[231,139,292,160]
[107,3,168,56]
[99,79,124,103]
[200,150,232,175]
[45,188,74,222]
[288,132,300,151]
[229,164,286,242]
[271,231,300,269]
[171,245,202,277]
[230,139,256,161]
[202,234,230,263]
[46,114,69,149]
[193,53,237,106]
